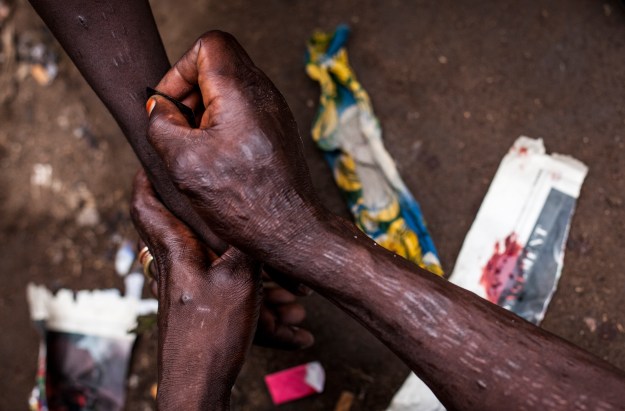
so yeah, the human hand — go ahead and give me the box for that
[145,31,326,259]
[130,169,261,410]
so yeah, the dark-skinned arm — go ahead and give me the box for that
[147,31,625,411]
[131,170,261,411]
[27,0,215,249]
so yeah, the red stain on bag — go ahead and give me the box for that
[481,233,523,303]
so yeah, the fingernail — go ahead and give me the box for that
[146,97,156,115]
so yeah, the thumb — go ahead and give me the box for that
[146,95,195,167]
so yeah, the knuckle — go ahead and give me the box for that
[199,30,236,51]
[129,192,146,223]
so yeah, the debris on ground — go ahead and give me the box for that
[450,136,588,323]
[26,284,141,411]
[264,361,325,405]
[305,25,443,275]
[15,26,58,86]
[334,391,355,411]
[26,252,157,410]
[115,239,136,277]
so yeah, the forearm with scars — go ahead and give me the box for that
[267,213,625,411]
[27,0,225,251]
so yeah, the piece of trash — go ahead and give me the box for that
[115,240,136,277]
[306,25,443,276]
[16,29,58,86]
[584,316,597,333]
[386,373,445,411]
[449,136,588,322]
[125,272,145,299]
[334,391,355,411]
[76,203,100,227]
[128,374,139,390]
[264,361,325,405]
[26,283,156,411]
[31,163,53,187]
[150,383,158,400]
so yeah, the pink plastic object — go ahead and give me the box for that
[264,361,325,405]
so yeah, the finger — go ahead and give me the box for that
[274,303,307,325]
[263,287,297,305]
[271,325,314,350]
[149,279,158,298]
[180,88,205,126]
[130,169,196,255]
[256,306,314,350]
[156,31,255,106]
[263,265,313,297]
[146,95,203,173]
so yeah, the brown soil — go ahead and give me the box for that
[1,0,625,410]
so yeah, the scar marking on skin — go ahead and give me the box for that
[464,351,487,365]
[321,250,350,267]
[506,359,521,370]
[493,367,511,380]
[459,356,482,374]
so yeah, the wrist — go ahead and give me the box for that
[267,208,367,286]
[157,370,232,411]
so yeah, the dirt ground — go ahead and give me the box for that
[1,0,625,409]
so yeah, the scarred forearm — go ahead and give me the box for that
[28,0,225,251]
[266,212,625,411]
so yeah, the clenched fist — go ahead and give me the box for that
[146,31,327,260]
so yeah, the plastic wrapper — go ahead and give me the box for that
[264,361,325,405]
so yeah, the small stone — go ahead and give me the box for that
[406,111,420,120]
[76,205,100,227]
[30,64,54,86]
[438,55,448,64]
[463,111,471,119]
[128,374,139,389]
[583,317,597,333]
